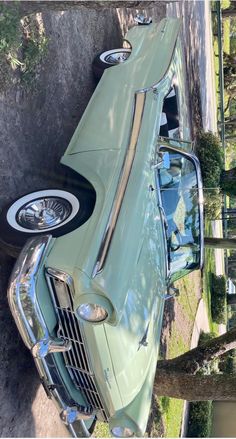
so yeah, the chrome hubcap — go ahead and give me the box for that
[17,197,72,230]
[105,51,130,65]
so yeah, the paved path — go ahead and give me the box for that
[167,0,217,134]
[190,299,210,349]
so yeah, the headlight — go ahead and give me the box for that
[76,303,108,322]
[111,426,134,437]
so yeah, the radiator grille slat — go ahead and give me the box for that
[46,273,108,422]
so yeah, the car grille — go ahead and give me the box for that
[46,269,108,422]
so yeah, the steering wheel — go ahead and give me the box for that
[170,228,182,252]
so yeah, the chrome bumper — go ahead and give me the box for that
[7,235,91,437]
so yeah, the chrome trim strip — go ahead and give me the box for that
[8,235,52,350]
[92,25,180,278]
[92,92,146,277]
[47,267,75,293]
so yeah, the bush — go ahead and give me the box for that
[187,401,213,437]
[211,274,227,294]
[211,293,227,324]
[210,274,227,324]
[203,188,222,220]
[0,5,47,90]
[196,131,224,188]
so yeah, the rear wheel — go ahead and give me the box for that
[0,187,95,257]
[92,48,131,80]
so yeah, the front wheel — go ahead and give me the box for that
[92,48,131,80]
[0,188,94,256]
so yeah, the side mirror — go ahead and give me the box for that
[151,151,170,170]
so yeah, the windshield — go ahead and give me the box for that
[157,148,201,281]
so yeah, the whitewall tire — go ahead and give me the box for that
[93,48,131,80]
[0,186,95,257]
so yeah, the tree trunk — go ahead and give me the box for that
[205,237,236,249]
[154,370,236,400]
[220,168,236,196]
[222,8,236,18]
[224,135,236,140]
[227,294,236,305]
[154,326,236,400]
[5,0,158,16]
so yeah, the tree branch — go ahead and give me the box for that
[204,237,236,249]
[156,326,236,374]
[4,0,158,16]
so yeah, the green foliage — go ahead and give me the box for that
[196,131,224,189]
[0,4,21,53]
[21,16,48,84]
[187,401,213,437]
[211,273,227,294]
[211,274,227,324]
[203,188,222,220]
[160,396,170,412]
[211,294,226,323]
[198,331,218,345]
[0,5,48,90]
[198,331,219,375]
[218,349,236,373]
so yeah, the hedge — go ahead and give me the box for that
[211,274,227,324]
[187,401,213,437]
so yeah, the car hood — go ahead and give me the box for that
[104,292,165,407]
[92,203,167,407]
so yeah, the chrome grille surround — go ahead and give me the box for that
[46,268,108,422]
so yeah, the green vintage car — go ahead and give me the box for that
[2,17,204,437]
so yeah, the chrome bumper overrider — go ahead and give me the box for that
[7,235,92,437]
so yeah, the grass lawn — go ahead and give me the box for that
[93,422,110,438]
[203,220,216,330]
[203,218,223,334]
[223,18,230,55]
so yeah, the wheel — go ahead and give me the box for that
[0,187,95,257]
[92,48,131,80]
[170,228,182,252]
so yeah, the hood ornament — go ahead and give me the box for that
[138,322,150,350]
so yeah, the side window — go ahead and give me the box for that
[159,85,180,139]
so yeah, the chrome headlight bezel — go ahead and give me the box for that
[111,426,135,438]
[75,292,114,325]
[76,303,108,323]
